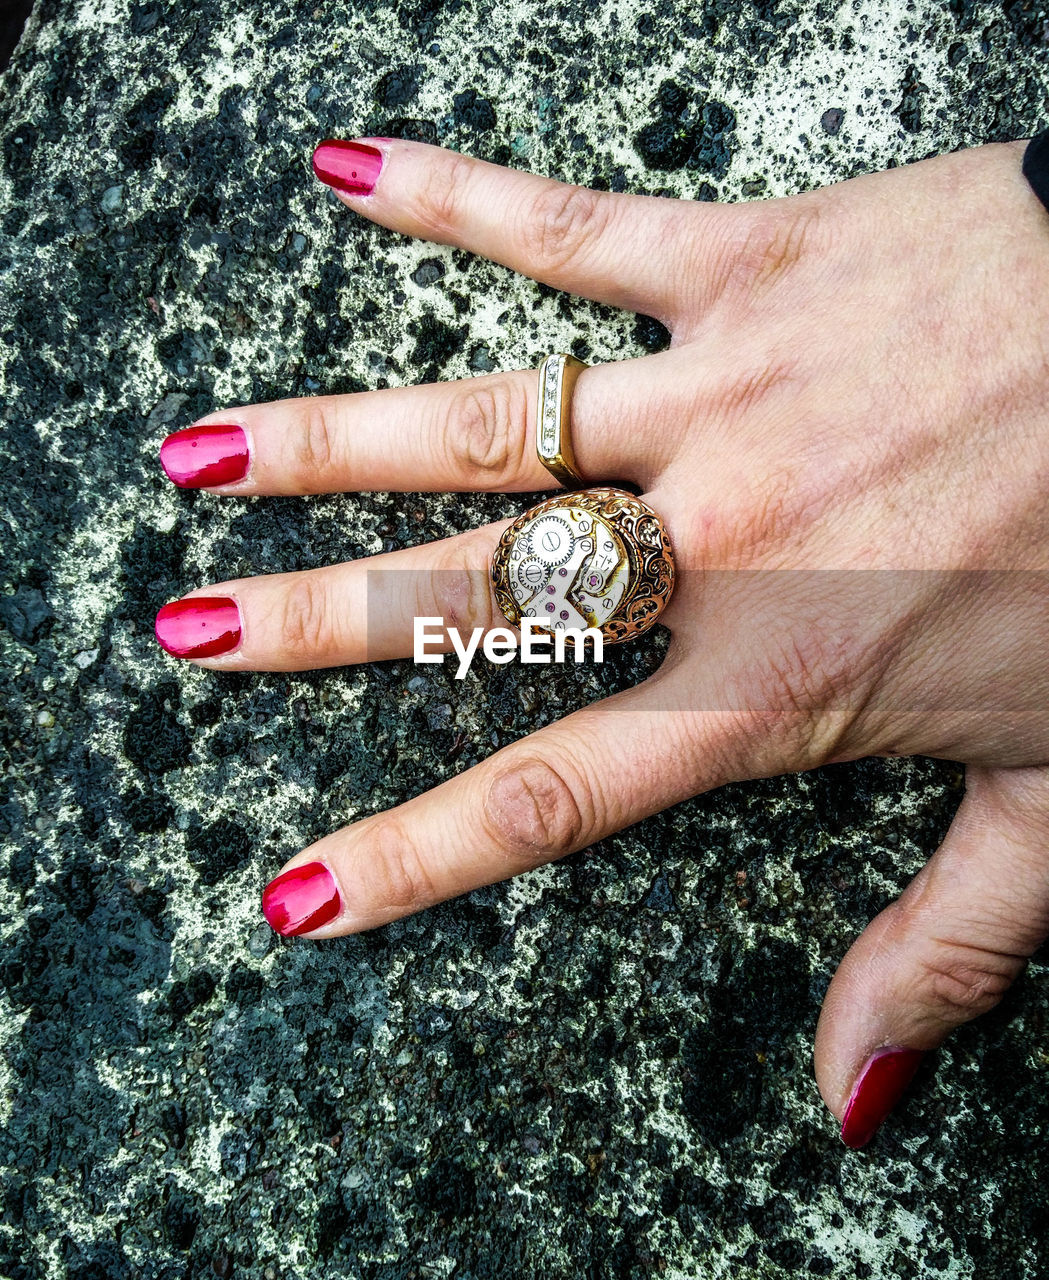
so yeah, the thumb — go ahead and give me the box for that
[814,763,1049,1149]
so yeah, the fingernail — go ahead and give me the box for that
[841,1047,926,1149]
[262,862,341,936]
[160,424,249,489]
[155,596,242,659]
[312,139,383,196]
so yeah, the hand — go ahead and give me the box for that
[155,136,1049,1148]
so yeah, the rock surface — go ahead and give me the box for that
[1,2,1047,1277]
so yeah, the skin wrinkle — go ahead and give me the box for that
[667,209,736,334]
[427,547,498,638]
[294,396,339,488]
[739,203,826,298]
[408,147,481,247]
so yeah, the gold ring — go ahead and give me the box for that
[536,352,587,488]
[491,487,676,645]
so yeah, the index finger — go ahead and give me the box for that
[312,137,735,326]
[259,658,745,938]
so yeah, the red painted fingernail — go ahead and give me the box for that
[312,139,383,196]
[160,424,249,489]
[841,1047,926,1149]
[155,597,242,659]
[262,862,341,936]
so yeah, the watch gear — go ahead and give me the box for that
[523,514,576,567]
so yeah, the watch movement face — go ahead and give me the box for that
[506,505,632,632]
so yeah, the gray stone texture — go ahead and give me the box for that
[2,1,1048,1277]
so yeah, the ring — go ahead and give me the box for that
[491,487,676,645]
[536,352,587,488]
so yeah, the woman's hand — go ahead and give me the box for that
[155,136,1049,1147]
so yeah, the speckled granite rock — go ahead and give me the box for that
[2,2,1048,1278]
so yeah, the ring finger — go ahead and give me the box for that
[156,473,685,670]
[155,518,512,669]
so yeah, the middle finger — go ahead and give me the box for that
[159,356,682,496]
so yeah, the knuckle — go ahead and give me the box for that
[430,540,496,634]
[370,819,438,915]
[692,462,817,570]
[730,636,864,771]
[280,572,339,661]
[414,151,476,238]
[735,482,799,559]
[715,358,798,421]
[720,200,825,301]
[484,755,588,864]
[697,438,868,570]
[909,935,1023,1026]
[523,183,608,273]
[744,672,828,766]
[294,399,337,486]
[443,378,529,485]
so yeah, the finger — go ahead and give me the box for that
[312,136,735,325]
[154,518,513,669]
[259,660,742,937]
[814,764,1049,1149]
[156,472,693,670]
[159,356,675,496]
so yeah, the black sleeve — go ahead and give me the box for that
[1022,128,1049,215]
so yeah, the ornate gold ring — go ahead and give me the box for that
[491,487,676,645]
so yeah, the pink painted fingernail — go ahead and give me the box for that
[262,862,341,936]
[160,424,249,489]
[841,1047,926,1149]
[155,597,242,659]
[312,139,383,196]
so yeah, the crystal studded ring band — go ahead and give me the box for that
[491,486,676,645]
[536,352,588,488]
